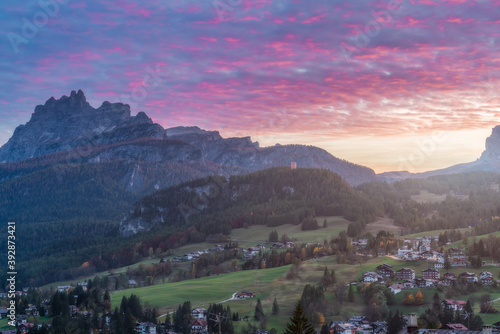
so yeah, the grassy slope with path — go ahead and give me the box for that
[43,216,350,289]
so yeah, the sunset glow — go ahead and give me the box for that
[2,0,500,172]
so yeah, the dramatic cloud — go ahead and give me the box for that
[1,0,499,172]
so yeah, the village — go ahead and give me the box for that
[1,234,499,334]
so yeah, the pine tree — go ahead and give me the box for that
[387,310,405,334]
[348,284,355,302]
[464,300,473,315]
[272,297,280,315]
[254,299,265,322]
[444,253,451,270]
[321,323,330,334]
[440,305,454,327]
[432,292,442,315]
[284,301,315,334]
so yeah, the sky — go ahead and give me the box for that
[1,0,500,173]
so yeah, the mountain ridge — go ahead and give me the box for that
[0,90,377,186]
[378,126,500,182]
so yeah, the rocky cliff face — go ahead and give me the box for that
[168,127,376,185]
[0,90,377,188]
[0,90,166,162]
[480,125,500,161]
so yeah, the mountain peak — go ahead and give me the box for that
[480,125,500,161]
[34,89,92,118]
[0,90,163,162]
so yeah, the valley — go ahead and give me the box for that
[2,91,500,333]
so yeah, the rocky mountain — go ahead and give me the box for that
[167,126,376,185]
[0,90,167,162]
[0,90,377,187]
[378,126,500,182]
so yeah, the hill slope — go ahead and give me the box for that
[120,167,381,236]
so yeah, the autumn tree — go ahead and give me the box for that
[403,292,415,305]
[415,291,424,305]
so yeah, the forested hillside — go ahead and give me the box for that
[4,167,500,288]
[358,171,500,232]
[120,167,382,237]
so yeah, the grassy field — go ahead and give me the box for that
[230,216,350,247]
[365,217,401,236]
[0,318,12,330]
[109,255,433,330]
[411,190,447,203]
[43,216,350,290]
[403,228,472,240]
[447,230,500,249]
[0,316,51,329]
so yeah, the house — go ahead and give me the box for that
[333,323,358,334]
[416,278,429,287]
[396,268,415,280]
[192,308,207,319]
[435,262,444,269]
[128,280,137,287]
[357,325,374,334]
[419,244,430,253]
[482,276,495,286]
[441,273,456,286]
[0,308,7,319]
[24,306,39,316]
[422,268,440,280]
[18,323,35,334]
[371,321,387,334]
[398,249,413,257]
[376,264,395,278]
[362,272,383,283]
[77,282,88,291]
[57,286,72,293]
[442,299,467,311]
[403,281,415,289]
[415,278,434,288]
[136,322,157,334]
[480,272,493,280]
[191,319,207,333]
[15,315,27,326]
[451,252,467,267]
[443,272,455,280]
[459,272,478,283]
[236,290,255,298]
[420,250,434,259]
[389,283,405,294]
[349,316,368,326]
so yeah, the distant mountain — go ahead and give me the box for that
[0,90,376,187]
[167,126,376,185]
[378,126,500,182]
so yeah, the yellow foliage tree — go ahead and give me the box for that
[403,292,415,305]
[415,291,425,305]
